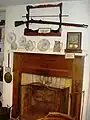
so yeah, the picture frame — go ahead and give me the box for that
[65,32,82,53]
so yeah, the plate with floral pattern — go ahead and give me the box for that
[37,39,50,51]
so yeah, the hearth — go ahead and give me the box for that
[12,53,84,120]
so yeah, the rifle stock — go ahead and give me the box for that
[15,21,26,27]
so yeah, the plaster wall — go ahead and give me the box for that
[0,11,5,104]
[0,11,5,64]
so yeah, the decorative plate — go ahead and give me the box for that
[19,36,26,46]
[11,42,17,50]
[37,39,50,51]
[25,40,36,51]
[7,32,16,44]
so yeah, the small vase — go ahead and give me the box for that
[53,41,63,52]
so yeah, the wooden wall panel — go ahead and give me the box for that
[13,53,73,78]
[12,71,21,118]
[70,57,84,120]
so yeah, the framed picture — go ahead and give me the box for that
[65,32,82,53]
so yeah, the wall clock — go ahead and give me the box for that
[65,32,82,53]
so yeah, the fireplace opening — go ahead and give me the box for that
[20,73,71,120]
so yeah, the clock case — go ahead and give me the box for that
[65,32,82,53]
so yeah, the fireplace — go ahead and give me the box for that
[12,52,84,120]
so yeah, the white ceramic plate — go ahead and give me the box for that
[11,42,17,50]
[37,39,50,51]
[25,40,36,51]
[19,36,26,46]
[7,32,16,44]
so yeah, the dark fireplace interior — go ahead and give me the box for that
[20,82,69,120]
[12,53,84,120]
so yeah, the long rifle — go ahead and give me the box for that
[15,19,88,28]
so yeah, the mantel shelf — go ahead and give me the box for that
[12,50,87,57]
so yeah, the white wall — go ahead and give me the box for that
[0,10,5,104]
[0,11,5,64]
[3,1,89,120]
[84,1,90,120]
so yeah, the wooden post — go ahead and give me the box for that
[12,71,21,118]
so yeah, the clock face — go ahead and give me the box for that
[69,35,78,44]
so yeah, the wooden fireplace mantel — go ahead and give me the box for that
[12,52,84,120]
